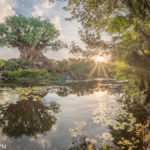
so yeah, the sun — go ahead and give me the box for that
[97,56,105,62]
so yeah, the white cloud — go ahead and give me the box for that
[30,134,51,149]
[0,0,16,23]
[44,49,71,60]
[0,48,19,60]
[51,16,62,31]
[51,16,63,39]
[7,0,17,8]
[32,0,55,17]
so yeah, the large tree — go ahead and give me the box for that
[50,0,150,58]
[0,15,65,69]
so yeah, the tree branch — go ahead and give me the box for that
[125,0,150,44]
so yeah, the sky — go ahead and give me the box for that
[0,0,83,60]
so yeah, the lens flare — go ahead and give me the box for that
[97,57,104,62]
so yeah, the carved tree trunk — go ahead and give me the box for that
[19,47,52,70]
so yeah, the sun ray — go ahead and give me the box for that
[87,63,98,79]
[101,64,108,78]
[81,63,98,91]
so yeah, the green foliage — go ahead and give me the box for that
[51,0,150,60]
[106,16,131,34]
[57,59,69,72]
[112,59,149,105]
[124,80,147,104]
[0,59,6,68]
[1,59,113,83]
[5,59,31,71]
[142,42,150,50]
[5,60,19,71]
[114,62,130,81]
[69,62,91,79]
[69,61,111,80]
[0,15,66,67]
[56,59,113,80]
[2,69,59,81]
[0,15,59,47]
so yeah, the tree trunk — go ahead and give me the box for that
[19,48,53,70]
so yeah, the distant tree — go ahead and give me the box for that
[57,59,69,72]
[0,15,66,69]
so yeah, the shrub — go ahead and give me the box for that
[5,60,19,71]
[2,69,59,81]
[0,59,6,69]
[5,59,31,71]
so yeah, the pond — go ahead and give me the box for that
[0,80,149,150]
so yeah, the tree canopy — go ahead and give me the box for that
[0,15,61,50]
[0,15,65,69]
[50,0,150,58]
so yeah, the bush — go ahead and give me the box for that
[5,60,19,71]
[2,69,59,81]
[0,59,6,69]
[5,59,31,71]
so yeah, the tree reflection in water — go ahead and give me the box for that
[69,104,150,150]
[0,80,149,149]
[69,136,100,150]
[0,88,60,138]
[68,81,150,150]
[107,102,150,150]
[56,80,123,97]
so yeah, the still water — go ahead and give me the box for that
[0,80,149,150]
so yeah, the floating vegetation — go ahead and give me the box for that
[92,99,123,126]
[69,121,86,137]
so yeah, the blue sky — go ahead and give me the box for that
[0,0,83,60]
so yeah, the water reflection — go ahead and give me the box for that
[69,106,149,150]
[0,80,149,150]
[55,80,123,97]
[66,81,150,150]
[0,80,122,99]
[0,88,60,138]
[107,101,150,150]
[69,136,100,150]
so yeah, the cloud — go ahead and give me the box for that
[0,48,19,60]
[32,0,55,17]
[51,16,62,31]
[51,16,63,39]
[30,134,51,149]
[0,0,16,23]
[44,49,72,60]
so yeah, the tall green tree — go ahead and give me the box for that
[0,15,65,69]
